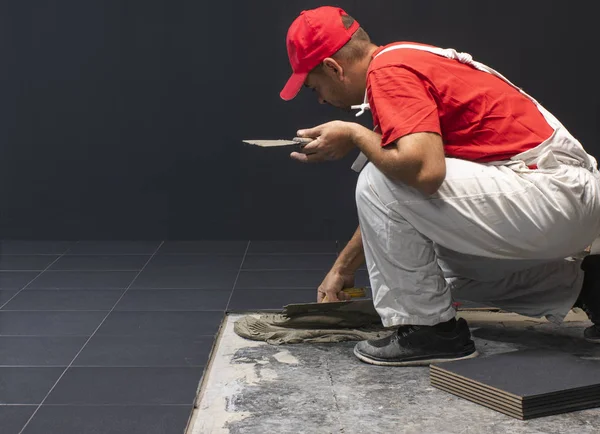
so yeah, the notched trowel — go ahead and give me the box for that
[242,137,313,148]
[282,287,372,316]
[281,289,382,328]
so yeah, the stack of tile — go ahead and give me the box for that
[430,349,600,419]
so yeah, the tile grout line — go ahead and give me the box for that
[0,246,75,310]
[1,269,147,273]
[225,241,251,312]
[17,240,165,434]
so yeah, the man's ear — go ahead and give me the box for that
[322,57,344,80]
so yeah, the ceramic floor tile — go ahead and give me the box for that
[114,289,229,311]
[241,254,337,270]
[0,405,37,433]
[235,270,327,289]
[45,367,202,405]
[22,405,191,434]
[27,271,137,289]
[228,288,317,311]
[0,255,59,271]
[66,241,161,255]
[158,240,248,255]
[0,337,87,366]
[0,312,106,336]
[247,240,338,254]
[131,268,238,289]
[0,367,64,403]
[2,290,124,311]
[145,254,242,269]
[0,290,18,306]
[0,241,73,255]
[74,335,214,367]
[49,255,150,271]
[0,272,40,289]
[355,270,370,287]
[96,311,224,337]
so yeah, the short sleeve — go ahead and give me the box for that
[367,66,441,147]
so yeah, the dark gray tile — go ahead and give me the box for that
[159,240,248,255]
[145,254,242,269]
[242,254,337,270]
[49,255,150,271]
[356,270,370,287]
[0,255,58,271]
[115,289,229,311]
[0,367,63,403]
[235,270,327,289]
[0,272,39,289]
[67,241,161,255]
[2,290,124,311]
[248,240,338,254]
[131,268,237,289]
[28,271,137,289]
[0,405,36,433]
[228,289,316,311]
[45,367,202,405]
[0,290,18,305]
[236,269,370,290]
[0,337,87,366]
[22,405,191,434]
[96,311,223,337]
[0,241,73,255]
[0,312,106,336]
[74,336,214,367]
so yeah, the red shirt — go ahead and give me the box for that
[366,42,554,163]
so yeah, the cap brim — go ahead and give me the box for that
[280,71,309,101]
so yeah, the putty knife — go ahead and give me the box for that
[242,137,313,147]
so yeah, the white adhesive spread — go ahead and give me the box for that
[272,350,299,365]
[189,315,278,434]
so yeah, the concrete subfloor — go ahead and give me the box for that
[188,310,600,434]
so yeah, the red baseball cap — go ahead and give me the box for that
[280,6,360,101]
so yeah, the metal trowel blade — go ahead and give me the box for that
[242,137,312,147]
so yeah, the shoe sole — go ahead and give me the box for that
[353,346,479,367]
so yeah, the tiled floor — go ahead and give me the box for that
[0,240,356,434]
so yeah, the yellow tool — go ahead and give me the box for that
[322,287,366,302]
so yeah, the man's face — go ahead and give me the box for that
[304,66,356,111]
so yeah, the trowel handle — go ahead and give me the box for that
[293,137,314,144]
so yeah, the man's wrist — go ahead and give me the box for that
[332,263,356,275]
[347,122,364,148]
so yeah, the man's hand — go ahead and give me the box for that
[318,268,355,303]
[291,121,357,163]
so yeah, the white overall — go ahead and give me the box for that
[351,44,600,326]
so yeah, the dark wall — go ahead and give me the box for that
[1,1,597,240]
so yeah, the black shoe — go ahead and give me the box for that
[353,317,478,366]
[584,325,600,343]
[574,255,600,343]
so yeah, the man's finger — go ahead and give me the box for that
[297,125,323,139]
[300,138,320,152]
[324,292,339,302]
[290,151,326,163]
[339,291,351,301]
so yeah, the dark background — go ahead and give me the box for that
[1,1,596,240]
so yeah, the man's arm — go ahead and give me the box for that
[336,224,365,272]
[295,121,446,196]
[350,124,446,196]
[318,225,365,302]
